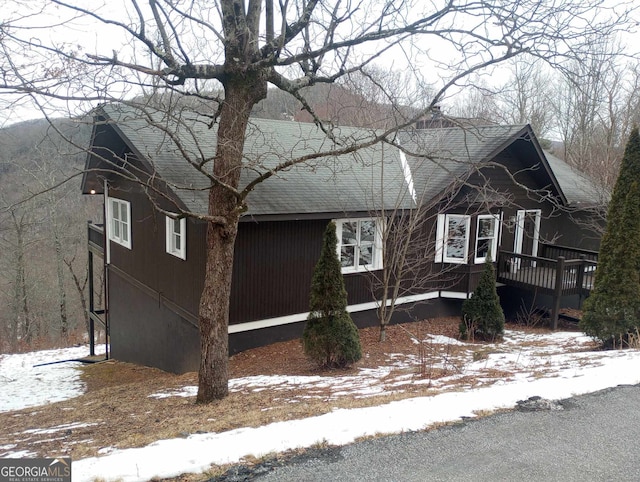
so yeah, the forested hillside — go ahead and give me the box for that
[0,117,101,352]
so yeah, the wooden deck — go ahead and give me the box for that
[498,265,595,293]
[496,244,598,329]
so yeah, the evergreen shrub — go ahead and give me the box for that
[460,254,505,341]
[303,222,362,367]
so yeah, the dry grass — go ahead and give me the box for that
[0,318,590,472]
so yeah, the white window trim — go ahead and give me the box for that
[107,197,131,250]
[335,218,383,274]
[514,209,541,269]
[435,214,470,264]
[165,215,187,260]
[434,214,446,263]
[474,214,500,264]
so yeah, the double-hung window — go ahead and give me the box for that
[108,197,131,249]
[435,214,470,264]
[475,214,500,263]
[335,218,383,273]
[166,216,187,260]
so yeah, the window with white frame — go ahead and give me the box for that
[108,197,131,249]
[335,218,383,273]
[435,214,470,264]
[166,216,186,260]
[475,214,500,263]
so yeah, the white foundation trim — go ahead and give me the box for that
[229,291,448,334]
[439,291,471,300]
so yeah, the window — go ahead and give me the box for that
[444,215,470,263]
[475,214,500,263]
[435,214,470,264]
[166,216,187,260]
[108,197,131,249]
[335,218,383,273]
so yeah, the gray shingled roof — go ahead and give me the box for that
[399,125,602,207]
[89,104,601,215]
[99,103,414,217]
[543,150,605,206]
[398,125,532,201]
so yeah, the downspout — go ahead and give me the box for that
[104,179,110,360]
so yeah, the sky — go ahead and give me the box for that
[3,0,638,127]
[2,331,640,481]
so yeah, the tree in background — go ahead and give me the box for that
[0,119,98,352]
[303,222,362,368]
[460,254,505,341]
[581,128,640,346]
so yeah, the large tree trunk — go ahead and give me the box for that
[196,74,267,403]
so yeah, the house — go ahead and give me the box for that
[82,104,602,373]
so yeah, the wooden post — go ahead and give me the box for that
[88,250,95,357]
[551,256,565,330]
[576,254,586,308]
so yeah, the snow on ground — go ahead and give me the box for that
[0,345,105,413]
[2,332,640,482]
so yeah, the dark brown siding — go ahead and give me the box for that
[107,181,204,316]
[109,269,200,373]
[107,182,378,325]
[230,219,323,322]
[230,219,378,323]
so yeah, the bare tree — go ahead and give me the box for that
[0,185,39,347]
[451,59,555,139]
[552,36,639,191]
[0,117,95,351]
[1,0,635,402]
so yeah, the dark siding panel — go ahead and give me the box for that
[109,270,200,373]
[157,219,206,315]
[230,219,324,323]
[229,219,390,324]
[229,219,380,323]
[107,182,161,291]
[107,183,382,326]
[108,181,206,316]
[543,211,602,251]
[465,147,586,254]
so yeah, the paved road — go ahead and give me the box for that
[254,384,640,482]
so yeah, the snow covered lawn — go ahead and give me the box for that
[1,329,640,482]
[0,345,105,413]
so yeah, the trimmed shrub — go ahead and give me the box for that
[303,222,362,367]
[460,254,505,341]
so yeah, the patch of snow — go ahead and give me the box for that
[2,450,37,459]
[21,422,98,435]
[424,334,468,346]
[149,386,197,399]
[0,345,105,413]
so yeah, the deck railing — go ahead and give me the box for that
[496,249,598,329]
[539,243,599,263]
[88,221,105,253]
